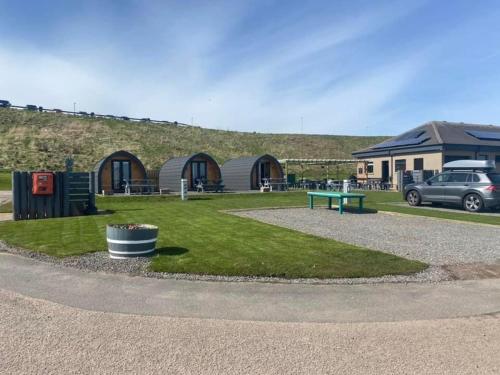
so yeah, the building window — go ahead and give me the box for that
[358,167,363,174]
[395,159,406,172]
[367,162,374,174]
[413,158,424,170]
[444,155,470,163]
[496,155,500,164]
[477,154,488,160]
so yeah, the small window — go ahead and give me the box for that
[467,174,480,183]
[413,158,424,170]
[495,155,500,163]
[429,172,451,183]
[367,162,374,174]
[395,159,406,172]
[358,167,363,174]
[448,173,468,183]
[477,154,488,160]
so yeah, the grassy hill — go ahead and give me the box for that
[0,108,388,174]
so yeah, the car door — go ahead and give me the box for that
[421,173,450,201]
[442,172,469,203]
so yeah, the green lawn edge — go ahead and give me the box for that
[0,192,429,279]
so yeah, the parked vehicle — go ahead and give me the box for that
[25,104,38,111]
[0,99,11,107]
[404,160,500,212]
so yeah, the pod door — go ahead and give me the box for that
[191,161,207,188]
[111,160,131,192]
[258,161,271,185]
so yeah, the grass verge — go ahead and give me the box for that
[0,192,426,279]
[0,171,11,190]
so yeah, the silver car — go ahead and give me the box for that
[404,170,500,212]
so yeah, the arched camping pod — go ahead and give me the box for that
[94,150,147,194]
[158,153,222,191]
[221,154,284,191]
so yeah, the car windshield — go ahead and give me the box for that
[487,173,500,183]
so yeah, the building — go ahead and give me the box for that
[352,121,500,188]
[221,154,284,191]
[158,153,221,192]
[94,150,147,194]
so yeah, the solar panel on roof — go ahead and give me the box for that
[466,130,500,141]
[399,129,425,140]
[372,136,430,149]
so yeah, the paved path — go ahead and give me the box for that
[2,288,499,374]
[0,190,11,205]
[1,253,499,323]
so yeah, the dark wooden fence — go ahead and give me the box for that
[146,169,160,191]
[12,171,96,220]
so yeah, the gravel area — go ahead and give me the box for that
[0,241,450,285]
[2,289,500,374]
[233,208,500,265]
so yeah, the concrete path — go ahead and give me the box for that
[1,253,499,323]
[2,288,499,374]
[0,190,11,205]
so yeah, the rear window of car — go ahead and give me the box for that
[467,174,480,183]
[487,174,500,183]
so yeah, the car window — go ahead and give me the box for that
[487,173,500,183]
[467,174,481,183]
[448,173,468,183]
[429,173,450,183]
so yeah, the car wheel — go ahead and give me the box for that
[406,190,421,206]
[463,193,483,212]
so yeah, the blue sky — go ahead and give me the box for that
[1,0,500,135]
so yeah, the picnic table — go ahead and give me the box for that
[307,191,366,214]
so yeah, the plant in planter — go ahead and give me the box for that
[106,224,158,259]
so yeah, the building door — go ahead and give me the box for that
[381,161,389,183]
[259,161,271,184]
[111,160,131,192]
[191,161,207,188]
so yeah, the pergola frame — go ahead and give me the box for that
[278,158,370,181]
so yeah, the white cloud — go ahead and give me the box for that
[0,1,430,134]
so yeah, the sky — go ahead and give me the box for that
[1,0,500,135]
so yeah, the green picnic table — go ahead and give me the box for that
[307,191,366,214]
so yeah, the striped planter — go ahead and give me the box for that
[106,224,158,259]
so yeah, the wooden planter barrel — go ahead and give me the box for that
[106,224,158,259]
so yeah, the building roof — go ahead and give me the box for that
[221,155,283,191]
[93,150,147,192]
[353,121,500,158]
[158,152,220,191]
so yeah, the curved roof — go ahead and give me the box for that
[221,154,284,191]
[93,150,147,192]
[158,152,220,191]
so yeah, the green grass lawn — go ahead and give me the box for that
[0,170,11,190]
[0,192,427,279]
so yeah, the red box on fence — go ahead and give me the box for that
[32,172,54,195]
